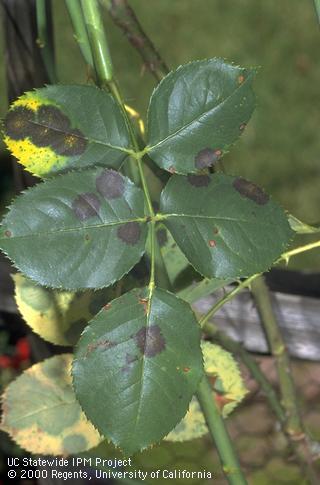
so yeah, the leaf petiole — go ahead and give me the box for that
[281,239,320,260]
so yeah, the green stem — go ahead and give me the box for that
[197,376,247,485]
[78,0,139,185]
[314,0,320,24]
[132,156,157,293]
[108,81,141,185]
[65,0,94,68]
[281,239,320,260]
[136,159,154,213]
[251,276,318,484]
[80,0,113,85]
[250,276,302,434]
[199,274,259,327]
[198,237,320,329]
[148,219,156,294]
[79,0,168,291]
[36,0,57,83]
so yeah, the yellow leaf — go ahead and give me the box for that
[13,273,109,346]
[165,342,248,442]
[1,354,102,455]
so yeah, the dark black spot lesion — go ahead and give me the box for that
[4,107,34,140]
[35,106,87,156]
[60,129,87,156]
[117,222,141,245]
[96,169,125,199]
[187,174,211,187]
[38,105,70,132]
[126,354,139,365]
[135,325,166,357]
[233,177,269,205]
[121,353,139,373]
[4,103,87,156]
[85,338,116,357]
[195,148,221,169]
[26,106,62,148]
[72,192,101,220]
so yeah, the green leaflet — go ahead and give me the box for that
[13,273,111,346]
[156,225,190,284]
[160,174,294,279]
[3,85,131,177]
[146,59,256,174]
[156,225,233,297]
[0,169,147,289]
[288,214,320,234]
[178,276,233,304]
[0,355,102,455]
[72,287,203,455]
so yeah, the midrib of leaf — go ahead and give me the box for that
[28,119,134,155]
[164,213,278,227]
[146,74,253,152]
[5,399,76,426]
[131,285,155,437]
[0,216,147,241]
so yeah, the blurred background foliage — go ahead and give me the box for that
[0,0,319,268]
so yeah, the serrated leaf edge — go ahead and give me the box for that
[145,58,257,171]
[71,287,204,456]
[160,173,294,280]
[0,168,148,290]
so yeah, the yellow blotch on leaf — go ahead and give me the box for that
[4,136,66,178]
[14,94,44,111]
[165,342,248,442]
